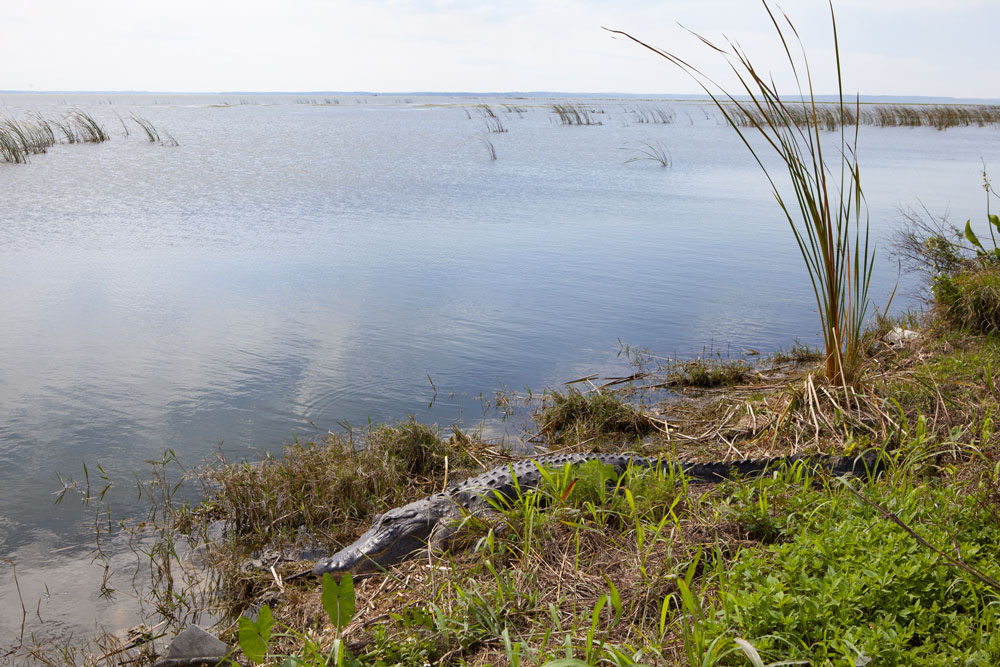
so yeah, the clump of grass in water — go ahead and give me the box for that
[630,105,675,124]
[609,1,877,385]
[664,355,755,388]
[536,388,657,443]
[129,113,179,146]
[0,116,56,163]
[477,104,507,133]
[623,140,672,167]
[68,110,110,143]
[131,113,160,142]
[552,103,601,126]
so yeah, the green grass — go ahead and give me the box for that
[701,471,1000,666]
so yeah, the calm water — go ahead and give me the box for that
[1,93,996,642]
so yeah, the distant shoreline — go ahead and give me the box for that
[2,90,1000,105]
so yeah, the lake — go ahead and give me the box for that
[0,92,996,644]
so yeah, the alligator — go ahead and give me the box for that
[312,451,880,577]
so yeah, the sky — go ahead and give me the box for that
[1,0,997,99]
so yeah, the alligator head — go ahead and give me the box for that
[313,494,458,576]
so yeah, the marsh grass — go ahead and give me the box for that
[729,102,1000,131]
[623,140,672,168]
[1,110,106,163]
[131,114,160,143]
[477,105,507,133]
[551,104,602,126]
[0,109,179,163]
[129,114,179,146]
[69,110,110,143]
[0,116,57,163]
[479,134,498,161]
[630,106,675,124]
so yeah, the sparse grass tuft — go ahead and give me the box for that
[630,105,675,124]
[131,114,160,143]
[610,2,876,386]
[477,104,507,133]
[624,140,672,167]
[479,134,497,160]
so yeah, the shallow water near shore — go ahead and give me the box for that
[0,92,997,644]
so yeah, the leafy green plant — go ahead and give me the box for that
[703,474,1000,665]
[237,605,274,665]
[963,168,1000,261]
[236,574,357,665]
[963,215,1000,260]
[609,0,876,385]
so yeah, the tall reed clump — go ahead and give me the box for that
[552,103,601,126]
[0,115,57,163]
[68,110,110,143]
[609,0,875,385]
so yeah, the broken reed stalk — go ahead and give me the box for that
[607,0,876,385]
